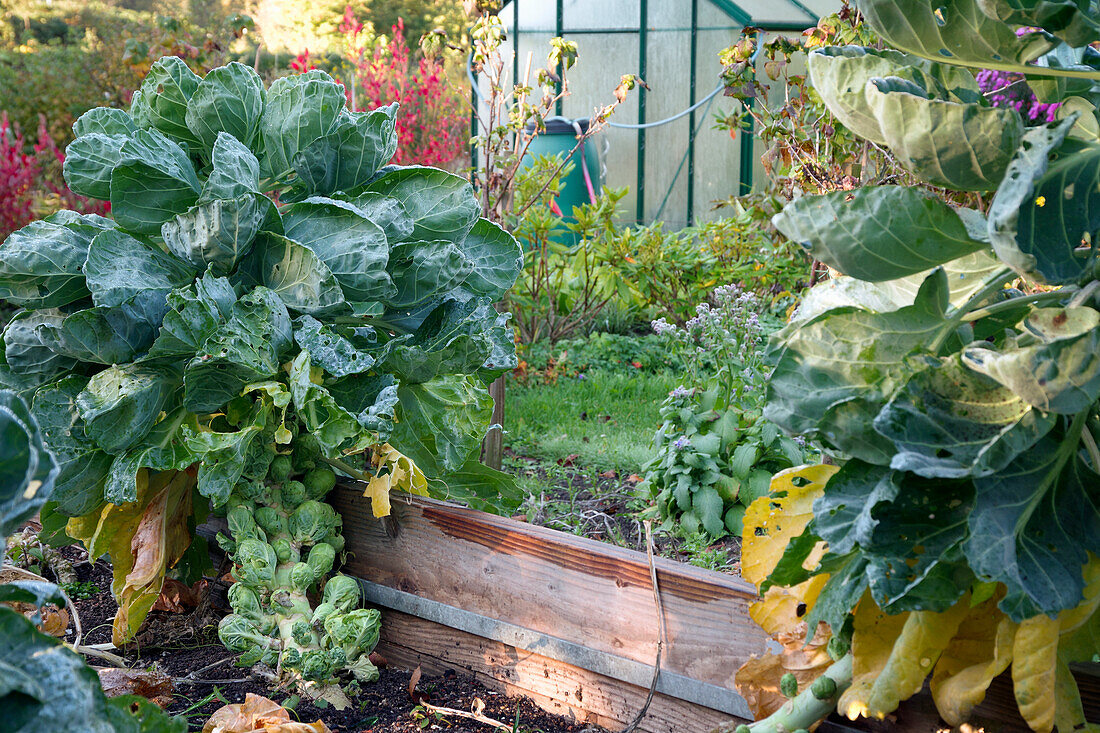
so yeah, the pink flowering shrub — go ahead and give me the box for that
[1,113,109,240]
[336,8,464,167]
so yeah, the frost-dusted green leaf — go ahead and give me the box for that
[62,133,128,200]
[42,210,117,234]
[965,432,1100,620]
[0,390,58,550]
[764,270,949,462]
[365,166,480,243]
[773,186,988,281]
[962,306,1100,413]
[147,272,236,359]
[391,374,493,471]
[235,232,346,315]
[110,129,202,234]
[260,70,345,180]
[36,293,166,365]
[864,77,1024,191]
[288,352,373,455]
[129,55,202,148]
[808,46,982,145]
[343,191,414,242]
[855,0,1099,78]
[813,460,901,556]
[293,103,398,195]
[72,107,137,137]
[458,219,523,299]
[3,310,78,380]
[386,239,472,308]
[162,193,272,276]
[183,288,290,413]
[182,410,268,504]
[988,117,1099,285]
[976,0,1100,47]
[875,355,1057,478]
[292,315,374,377]
[185,62,265,153]
[0,220,95,307]
[31,377,110,517]
[381,297,515,384]
[84,229,196,308]
[864,478,975,613]
[325,373,399,439]
[77,363,179,455]
[200,132,261,202]
[283,197,394,304]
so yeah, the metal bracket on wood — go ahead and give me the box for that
[354,577,754,721]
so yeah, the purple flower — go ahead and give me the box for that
[673,436,691,451]
[670,386,693,399]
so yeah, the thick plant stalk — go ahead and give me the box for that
[711,655,853,733]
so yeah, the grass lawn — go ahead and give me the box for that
[502,370,680,474]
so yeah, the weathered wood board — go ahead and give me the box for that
[330,484,767,731]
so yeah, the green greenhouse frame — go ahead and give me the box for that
[471,0,835,227]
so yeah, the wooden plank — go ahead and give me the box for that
[375,608,746,733]
[331,485,769,695]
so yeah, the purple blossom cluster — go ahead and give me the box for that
[976,68,1060,123]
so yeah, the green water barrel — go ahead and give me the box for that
[522,117,601,246]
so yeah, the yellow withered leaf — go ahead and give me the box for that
[749,575,829,638]
[741,463,838,588]
[363,443,428,518]
[1013,613,1060,733]
[841,594,969,720]
[1058,556,1100,634]
[930,597,1017,726]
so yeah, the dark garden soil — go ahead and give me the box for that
[504,449,742,574]
[60,554,605,733]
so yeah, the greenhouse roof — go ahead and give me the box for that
[500,0,834,33]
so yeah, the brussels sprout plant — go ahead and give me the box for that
[0,57,522,703]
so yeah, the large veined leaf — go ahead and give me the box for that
[808,46,982,145]
[235,232,346,315]
[200,132,261,202]
[293,104,399,195]
[457,219,524,299]
[365,166,480,243]
[183,288,290,413]
[110,129,202,234]
[978,0,1100,46]
[292,315,374,377]
[72,107,137,138]
[324,373,399,439]
[342,191,414,242]
[287,352,374,455]
[147,272,236,359]
[129,56,203,148]
[182,411,268,504]
[0,220,95,307]
[864,76,1024,191]
[260,70,345,180]
[162,193,273,276]
[0,389,58,548]
[3,310,78,380]
[813,460,901,557]
[964,431,1100,620]
[84,229,196,308]
[988,117,1099,285]
[773,187,989,281]
[875,355,1058,478]
[385,239,472,308]
[963,306,1100,413]
[282,197,394,304]
[184,62,265,153]
[35,293,167,365]
[62,133,128,200]
[104,407,199,504]
[765,270,949,462]
[854,0,1100,79]
[77,363,179,455]
[391,374,493,472]
[31,377,111,517]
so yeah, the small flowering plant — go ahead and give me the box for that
[639,286,812,538]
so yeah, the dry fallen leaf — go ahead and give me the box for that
[202,693,331,733]
[98,668,175,708]
[735,619,833,720]
[152,578,208,613]
[408,665,430,703]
